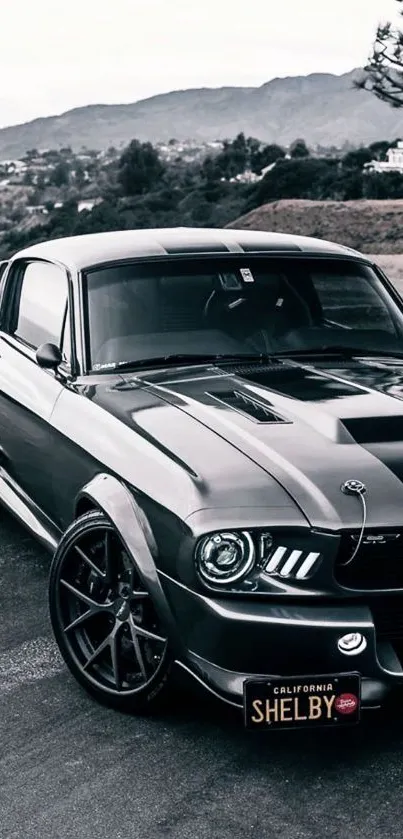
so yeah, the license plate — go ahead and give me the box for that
[244,673,361,730]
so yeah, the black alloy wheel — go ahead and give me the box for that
[49,511,173,712]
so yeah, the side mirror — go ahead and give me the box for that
[36,342,62,370]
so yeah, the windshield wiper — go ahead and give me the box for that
[93,352,271,372]
[273,346,403,360]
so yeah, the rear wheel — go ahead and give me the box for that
[49,511,173,712]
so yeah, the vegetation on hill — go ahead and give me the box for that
[2,133,403,257]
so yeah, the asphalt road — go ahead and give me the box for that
[2,510,403,839]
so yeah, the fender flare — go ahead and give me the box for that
[76,473,184,656]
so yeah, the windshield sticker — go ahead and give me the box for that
[240,268,255,283]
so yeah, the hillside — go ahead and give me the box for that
[368,255,403,285]
[228,199,403,254]
[2,70,403,158]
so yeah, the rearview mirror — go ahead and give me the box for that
[36,342,63,370]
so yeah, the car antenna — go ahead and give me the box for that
[338,480,367,566]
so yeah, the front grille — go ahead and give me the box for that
[262,545,323,580]
[335,530,403,591]
[369,596,403,642]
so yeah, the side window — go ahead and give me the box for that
[13,261,70,357]
[311,273,395,333]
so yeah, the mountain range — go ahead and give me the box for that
[1,69,403,158]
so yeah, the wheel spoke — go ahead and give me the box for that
[134,624,166,644]
[110,631,121,691]
[74,545,105,578]
[83,632,113,670]
[64,609,94,633]
[128,616,148,680]
[61,578,105,609]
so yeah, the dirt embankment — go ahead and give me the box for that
[229,199,403,255]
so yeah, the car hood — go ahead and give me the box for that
[128,355,403,530]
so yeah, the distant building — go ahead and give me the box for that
[223,161,278,185]
[228,169,261,184]
[77,198,102,213]
[26,205,49,215]
[0,159,27,174]
[207,141,224,150]
[364,140,403,174]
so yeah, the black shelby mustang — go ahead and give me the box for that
[1,227,403,730]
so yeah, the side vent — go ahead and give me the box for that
[208,389,290,424]
[221,360,295,376]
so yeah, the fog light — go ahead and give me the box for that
[195,531,255,585]
[337,632,367,656]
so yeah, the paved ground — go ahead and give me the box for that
[2,510,403,839]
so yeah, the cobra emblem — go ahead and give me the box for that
[341,479,367,496]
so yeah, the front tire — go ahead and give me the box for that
[49,511,173,712]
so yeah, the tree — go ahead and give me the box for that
[118,139,165,196]
[357,0,403,106]
[250,143,285,174]
[289,139,310,158]
[368,140,391,160]
[51,162,70,187]
[249,158,332,204]
[74,161,86,189]
[212,133,249,180]
[363,170,403,198]
[341,147,373,169]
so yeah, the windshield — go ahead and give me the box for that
[83,257,403,370]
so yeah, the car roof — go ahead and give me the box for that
[12,227,368,272]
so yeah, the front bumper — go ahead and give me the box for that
[160,573,403,709]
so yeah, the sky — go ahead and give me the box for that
[0,0,399,128]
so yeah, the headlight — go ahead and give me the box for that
[195,531,255,585]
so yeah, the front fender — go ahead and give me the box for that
[77,473,184,656]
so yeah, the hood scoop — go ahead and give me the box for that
[207,388,290,424]
[342,415,403,444]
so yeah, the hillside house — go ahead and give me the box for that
[364,141,403,174]
[224,160,278,184]
[0,159,27,174]
[77,198,102,213]
[26,205,49,215]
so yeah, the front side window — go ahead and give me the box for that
[13,261,69,356]
[83,257,403,369]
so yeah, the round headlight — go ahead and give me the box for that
[195,531,255,585]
